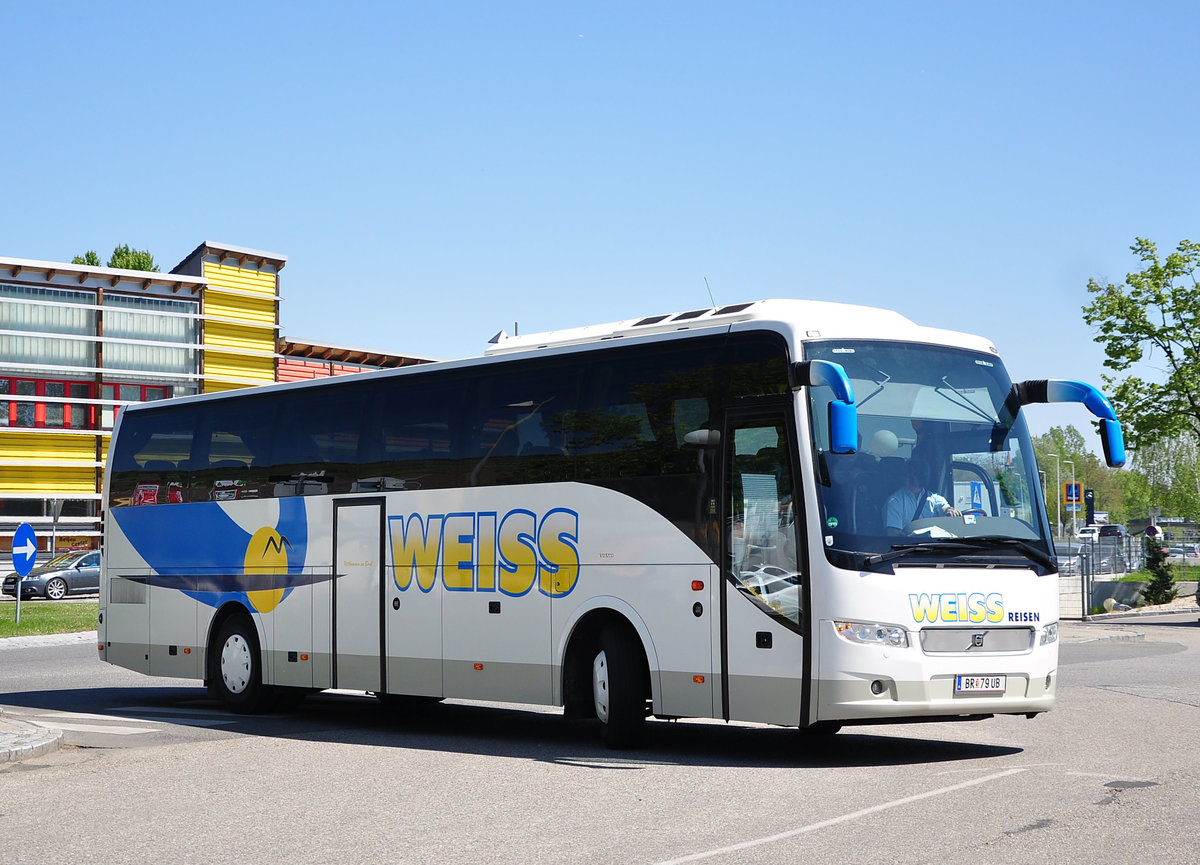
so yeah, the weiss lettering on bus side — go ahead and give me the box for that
[388,508,581,598]
[908,592,1004,624]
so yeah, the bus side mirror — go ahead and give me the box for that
[1099,418,1125,469]
[827,400,857,456]
[790,360,858,455]
[1012,379,1126,468]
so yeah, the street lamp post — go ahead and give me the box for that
[1064,459,1076,537]
[1047,453,1061,539]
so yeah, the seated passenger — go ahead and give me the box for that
[884,463,961,535]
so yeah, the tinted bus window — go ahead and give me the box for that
[108,404,201,507]
[190,395,277,502]
[360,375,465,492]
[466,361,579,487]
[270,385,366,496]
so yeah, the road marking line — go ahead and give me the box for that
[42,722,158,735]
[655,767,1031,865]
[38,711,131,722]
[36,711,234,729]
[120,705,231,717]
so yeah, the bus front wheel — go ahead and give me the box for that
[210,613,271,714]
[593,624,647,749]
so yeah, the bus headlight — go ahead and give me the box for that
[834,621,909,648]
[1040,623,1059,645]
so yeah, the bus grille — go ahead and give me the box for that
[919,628,1033,654]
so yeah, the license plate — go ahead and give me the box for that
[955,675,1006,694]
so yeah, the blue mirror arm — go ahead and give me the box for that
[1012,379,1126,468]
[790,360,855,405]
[791,360,858,455]
[1012,379,1117,420]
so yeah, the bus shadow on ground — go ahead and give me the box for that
[351,699,1023,769]
[2,686,1022,769]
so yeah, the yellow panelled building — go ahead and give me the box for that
[0,242,284,555]
[1,240,428,561]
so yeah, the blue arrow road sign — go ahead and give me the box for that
[12,522,37,577]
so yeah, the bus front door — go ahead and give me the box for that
[332,498,385,692]
[721,411,805,726]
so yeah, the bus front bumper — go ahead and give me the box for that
[815,672,1056,721]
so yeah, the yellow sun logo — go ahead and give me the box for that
[244,526,289,613]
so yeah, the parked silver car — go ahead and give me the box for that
[2,550,101,600]
[1054,542,1082,575]
[1166,546,1200,566]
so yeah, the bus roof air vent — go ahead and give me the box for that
[633,315,670,327]
[715,302,754,315]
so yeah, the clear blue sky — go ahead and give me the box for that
[3,1,1197,445]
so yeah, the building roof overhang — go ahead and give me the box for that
[278,336,435,369]
[0,255,206,294]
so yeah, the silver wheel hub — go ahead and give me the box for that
[220,634,253,695]
[592,650,610,723]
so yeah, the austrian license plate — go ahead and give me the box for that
[955,675,1006,694]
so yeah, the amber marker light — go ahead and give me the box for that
[693,675,705,684]
[474,663,484,670]
[183,647,191,654]
[300,653,309,661]
[691,580,705,591]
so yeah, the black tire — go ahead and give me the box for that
[210,613,271,713]
[45,577,68,600]
[593,624,648,749]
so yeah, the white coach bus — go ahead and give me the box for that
[99,299,1124,747]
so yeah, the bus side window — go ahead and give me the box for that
[466,362,578,487]
[189,395,276,502]
[107,405,199,508]
[271,386,366,496]
[364,376,464,492]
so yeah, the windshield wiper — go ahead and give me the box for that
[865,536,1055,570]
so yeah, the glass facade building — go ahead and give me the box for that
[1,240,431,559]
[0,242,283,554]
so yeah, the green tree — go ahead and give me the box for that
[71,244,160,272]
[1131,436,1200,522]
[107,244,159,272]
[1083,237,1200,451]
[1139,535,1177,606]
[1032,425,1127,530]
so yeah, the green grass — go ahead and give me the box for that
[0,601,98,638]
[1121,564,1200,582]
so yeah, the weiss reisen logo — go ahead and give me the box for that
[908,592,1004,624]
[389,508,580,597]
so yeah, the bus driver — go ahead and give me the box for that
[884,461,962,535]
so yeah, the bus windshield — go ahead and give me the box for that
[805,340,1053,571]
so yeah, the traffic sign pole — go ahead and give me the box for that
[11,522,38,625]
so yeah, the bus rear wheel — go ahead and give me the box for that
[593,624,647,749]
[210,613,271,714]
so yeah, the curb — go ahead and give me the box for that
[1085,608,1200,622]
[0,709,63,763]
